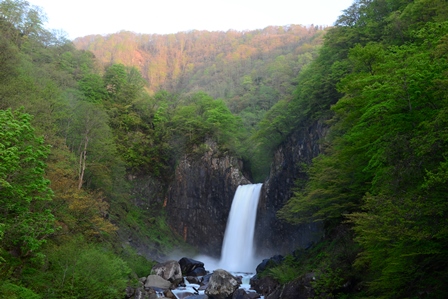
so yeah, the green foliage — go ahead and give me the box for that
[278,1,448,297]
[0,281,41,299]
[78,73,108,103]
[35,237,130,299]
[119,245,156,279]
[0,108,55,275]
[246,100,293,181]
[264,226,360,295]
[5,0,448,298]
[266,255,300,284]
[0,0,46,47]
[0,4,174,297]
[171,92,241,155]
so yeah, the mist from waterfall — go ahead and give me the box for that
[218,183,263,272]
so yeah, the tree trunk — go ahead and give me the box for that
[78,135,89,189]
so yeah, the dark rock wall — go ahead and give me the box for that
[166,141,250,257]
[255,120,328,256]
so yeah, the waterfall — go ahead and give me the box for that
[219,183,263,272]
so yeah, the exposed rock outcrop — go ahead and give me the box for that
[256,121,328,255]
[166,140,250,256]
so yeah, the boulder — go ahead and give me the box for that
[144,275,172,289]
[246,292,261,299]
[187,266,207,277]
[134,287,159,299]
[255,255,284,274]
[199,273,213,290]
[179,257,205,274]
[278,273,317,299]
[139,276,147,285]
[232,288,252,299]
[251,272,319,299]
[184,295,208,299]
[164,289,177,299]
[205,269,240,299]
[186,276,201,285]
[151,260,183,287]
[249,275,279,297]
[125,286,135,298]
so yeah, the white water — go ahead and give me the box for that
[218,183,263,272]
[171,184,264,299]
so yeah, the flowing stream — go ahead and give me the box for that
[219,183,263,273]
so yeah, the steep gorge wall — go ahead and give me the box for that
[141,121,327,259]
[166,141,250,257]
[255,120,328,256]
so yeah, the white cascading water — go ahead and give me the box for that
[219,183,263,273]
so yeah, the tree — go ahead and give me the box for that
[64,101,115,190]
[0,0,46,47]
[78,73,108,103]
[38,237,130,299]
[0,108,55,276]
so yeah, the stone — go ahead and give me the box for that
[187,266,207,277]
[151,260,183,287]
[164,289,177,298]
[144,275,172,289]
[250,272,319,299]
[139,276,147,285]
[134,287,159,299]
[184,295,208,299]
[179,257,205,274]
[255,255,284,274]
[279,274,317,299]
[232,288,251,299]
[125,286,135,298]
[199,273,213,290]
[247,292,261,299]
[249,275,279,297]
[186,276,201,285]
[205,269,240,299]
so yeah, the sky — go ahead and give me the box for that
[27,0,354,40]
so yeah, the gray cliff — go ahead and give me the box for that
[255,121,328,256]
[166,141,250,256]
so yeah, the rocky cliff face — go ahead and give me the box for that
[255,120,328,256]
[166,141,250,257]
[137,120,327,259]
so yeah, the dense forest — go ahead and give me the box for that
[269,0,448,298]
[73,26,327,179]
[1,0,448,298]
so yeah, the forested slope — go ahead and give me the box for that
[74,27,325,132]
[73,26,324,102]
[258,0,448,298]
[0,1,244,297]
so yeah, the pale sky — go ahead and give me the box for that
[27,0,354,40]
